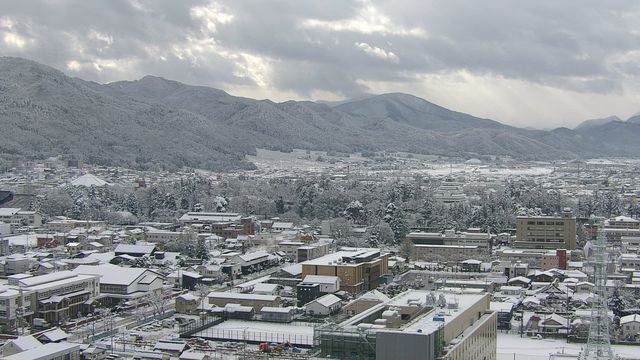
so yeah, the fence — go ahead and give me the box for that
[179,314,224,337]
[193,327,314,347]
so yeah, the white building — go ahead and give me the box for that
[621,314,640,339]
[73,264,164,305]
[305,293,342,315]
[302,275,340,293]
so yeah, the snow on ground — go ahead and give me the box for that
[193,319,315,346]
[497,333,640,360]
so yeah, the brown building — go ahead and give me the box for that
[514,208,576,250]
[301,248,389,294]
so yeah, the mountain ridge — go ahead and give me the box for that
[1,57,638,171]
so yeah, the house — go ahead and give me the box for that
[176,294,200,314]
[490,302,514,330]
[114,243,157,257]
[35,328,69,343]
[305,293,342,316]
[461,259,482,272]
[1,335,42,357]
[180,351,210,360]
[621,314,640,340]
[153,339,189,356]
[538,313,569,336]
[507,276,531,288]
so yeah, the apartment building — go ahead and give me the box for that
[514,208,576,250]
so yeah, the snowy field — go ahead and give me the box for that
[497,333,640,359]
[193,319,316,346]
[246,148,557,178]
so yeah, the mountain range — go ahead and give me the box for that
[1,56,639,171]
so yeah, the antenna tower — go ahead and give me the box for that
[579,224,615,360]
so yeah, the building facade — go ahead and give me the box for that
[514,208,576,250]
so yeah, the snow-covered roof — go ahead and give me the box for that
[313,294,341,307]
[261,306,294,313]
[74,264,161,286]
[207,291,278,302]
[252,283,278,293]
[8,335,41,351]
[490,302,514,313]
[0,208,20,216]
[153,340,188,352]
[621,314,640,324]
[178,293,200,301]
[4,342,80,360]
[70,173,108,187]
[114,243,156,254]
[303,275,339,285]
[37,328,69,342]
[239,250,270,262]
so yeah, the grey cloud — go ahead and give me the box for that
[1,0,639,124]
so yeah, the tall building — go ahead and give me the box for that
[514,208,576,250]
[301,248,389,294]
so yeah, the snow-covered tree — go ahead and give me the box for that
[383,202,408,244]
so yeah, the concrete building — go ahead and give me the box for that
[314,289,496,360]
[15,271,100,325]
[413,244,485,263]
[0,208,42,232]
[407,229,492,250]
[73,264,164,305]
[301,248,389,294]
[514,208,576,250]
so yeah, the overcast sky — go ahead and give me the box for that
[1,0,639,128]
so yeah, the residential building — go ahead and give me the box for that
[514,208,576,250]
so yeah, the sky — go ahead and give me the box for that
[1,0,639,129]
